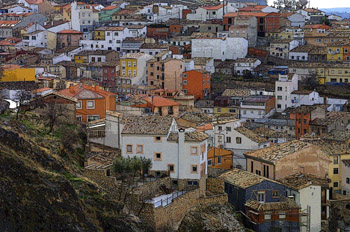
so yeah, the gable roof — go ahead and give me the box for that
[245,140,316,164]
[202,4,223,10]
[167,130,209,142]
[122,115,173,135]
[220,168,282,189]
[278,173,329,190]
[143,96,180,107]
[58,85,115,100]
[235,127,268,144]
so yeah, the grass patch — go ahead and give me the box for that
[65,173,84,182]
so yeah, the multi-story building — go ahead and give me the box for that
[58,85,116,122]
[240,95,275,119]
[182,70,211,99]
[74,50,119,63]
[81,26,130,52]
[118,53,153,92]
[147,51,185,90]
[56,29,83,50]
[70,1,99,39]
[270,39,299,59]
[121,116,208,189]
[275,74,298,112]
[99,5,120,22]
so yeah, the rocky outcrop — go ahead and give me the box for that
[178,203,245,232]
[0,99,9,114]
[0,120,152,232]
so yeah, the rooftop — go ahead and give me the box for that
[245,199,300,211]
[167,130,209,142]
[245,140,313,164]
[278,173,329,190]
[220,168,281,189]
[122,115,173,135]
[222,88,251,97]
[143,96,180,107]
[235,127,268,144]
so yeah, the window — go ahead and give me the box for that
[226,127,231,132]
[333,156,339,164]
[76,115,82,121]
[277,104,281,109]
[226,137,231,143]
[264,214,271,220]
[217,108,221,112]
[168,164,175,173]
[136,145,143,154]
[154,152,162,160]
[277,86,282,91]
[347,178,350,184]
[257,191,265,202]
[86,100,95,109]
[208,159,212,166]
[76,100,82,109]
[191,146,198,155]
[236,137,242,144]
[279,213,286,219]
[126,145,132,153]
[334,182,339,188]
[277,96,282,100]
[188,181,198,186]
[217,156,222,164]
[133,62,136,67]
[183,80,187,85]
[334,168,339,175]
[154,136,161,142]
[191,165,198,173]
[272,190,280,198]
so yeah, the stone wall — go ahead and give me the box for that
[207,177,225,194]
[83,168,120,198]
[136,188,228,231]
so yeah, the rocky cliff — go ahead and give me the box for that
[0,113,151,232]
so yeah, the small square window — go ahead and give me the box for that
[168,164,175,173]
[191,147,198,155]
[86,100,95,109]
[76,100,82,109]
[155,136,161,142]
[236,137,242,144]
[136,145,143,154]
[126,145,132,153]
[191,165,198,173]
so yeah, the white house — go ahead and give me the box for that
[88,111,124,149]
[17,0,39,12]
[282,174,329,232]
[288,13,306,27]
[290,90,323,108]
[71,1,99,39]
[289,45,313,61]
[2,4,32,14]
[80,27,130,52]
[214,125,270,169]
[22,23,47,47]
[191,37,248,61]
[275,74,298,112]
[121,116,208,187]
[186,5,224,21]
[240,95,275,120]
[328,14,342,21]
[234,58,261,75]
[261,6,279,13]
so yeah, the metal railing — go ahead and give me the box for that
[153,190,186,208]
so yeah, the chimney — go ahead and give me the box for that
[177,128,185,180]
[69,85,75,93]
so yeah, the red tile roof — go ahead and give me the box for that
[58,85,115,99]
[0,37,22,46]
[103,5,118,10]
[57,29,83,34]
[303,24,330,30]
[25,0,43,5]
[239,5,266,12]
[202,4,223,10]
[0,20,20,28]
[143,96,180,107]
[34,87,52,93]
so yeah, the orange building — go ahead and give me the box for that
[59,85,116,122]
[207,147,233,170]
[287,105,326,139]
[182,70,210,100]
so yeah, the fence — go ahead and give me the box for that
[153,190,186,208]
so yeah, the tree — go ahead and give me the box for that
[14,90,31,120]
[113,156,152,202]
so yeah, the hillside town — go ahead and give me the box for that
[2,0,350,231]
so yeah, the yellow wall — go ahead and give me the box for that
[329,154,350,192]
[327,46,343,62]
[214,107,238,116]
[1,68,35,82]
[317,67,350,84]
[74,55,88,63]
[120,58,137,77]
[94,30,105,40]
[47,31,57,50]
